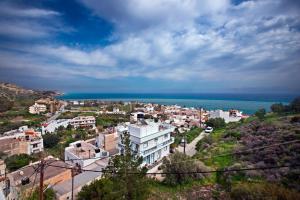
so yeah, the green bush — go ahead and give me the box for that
[5,154,35,171]
[43,133,60,148]
[196,136,213,151]
[206,118,226,129]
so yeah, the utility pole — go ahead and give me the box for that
[71,168,75,200]
[183,133,186,155]
[199,107,202,128]
[39,159,44,200]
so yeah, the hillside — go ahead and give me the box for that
[0,82,58,134]
[149,112,300,199]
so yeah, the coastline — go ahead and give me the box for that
[58,93,294,114]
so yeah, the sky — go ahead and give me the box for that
[0,0,299,94]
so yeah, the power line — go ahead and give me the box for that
[169,139,300,165]
[46,163,300,175]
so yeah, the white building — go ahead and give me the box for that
[41,119,71,134]
[29,103,47,114]
[0,129,44,156]
[118,119,175,166]
[65,140,109,168]
[70,116,96,129]
[130,112,144,122]
[208,109,242,123]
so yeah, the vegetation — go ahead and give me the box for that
[96,114,129,128]
[161,152,210,185]
[78,132,149,200]
[43,127,95,159]
[206,117,226,129]
[230,183,300,200]
[185,127,202,143]
[25,187,56,200]
[254,108,266,120]
[42,133,60,148]
[5,154,37,171]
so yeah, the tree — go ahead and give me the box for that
[290,97,300,113]
[78,132,149,200]
[43,133,60,148]
[255,108,266,120]
[270,103,285,113]
[77,178,115,200]
[26,187,56,200]
[161,152,210,185]
[5,154,34,171]
[206,118,226,129]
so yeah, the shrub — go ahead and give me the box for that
[5,154,34,171]
[161,152,210,185]
[271,103,285,113]
[230,183,300,200]
[196,136,213,151]
[255,109,266,120]
[43,133,60,148]
[206,118,226,129]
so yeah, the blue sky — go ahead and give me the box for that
[0,0,299,93]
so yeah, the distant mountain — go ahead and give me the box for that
[0,82,58,112]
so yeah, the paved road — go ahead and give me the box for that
[177,131,207,156]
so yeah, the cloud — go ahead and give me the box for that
[0,1,66,39]
[1,0,300,92]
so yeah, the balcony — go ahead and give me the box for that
[142,137,174,156]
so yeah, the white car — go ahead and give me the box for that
[205,126,213,133]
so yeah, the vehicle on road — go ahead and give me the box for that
[205,126,213,133]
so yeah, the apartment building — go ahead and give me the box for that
[65,140,109,168]
[70,116,96,129]
[0,130,43,156]
[28,103,47,114]
[118,119,175,166]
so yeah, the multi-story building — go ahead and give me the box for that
[70,116,96,129]
[28,103,47,114]
[118,119,175,166]
[0,130,43,156]
[65,140,109,168]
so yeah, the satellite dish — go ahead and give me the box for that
[19,171,24,176]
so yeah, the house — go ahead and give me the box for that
[6,158,72,200]
[208,109,242,123]
[53,158,109,200]
[0,130,43,156]
[70,116,96,129]
[65,140,109,169]
[41,119,71,134]
[28,103,47,114]
[96,128,118,153]
[118,119,175,166]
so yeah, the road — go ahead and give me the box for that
[177,131,207,156]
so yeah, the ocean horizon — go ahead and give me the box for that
[59,93,298,114]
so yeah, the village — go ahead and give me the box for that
[0,97,248,200]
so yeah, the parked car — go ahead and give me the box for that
[205,126,213,133]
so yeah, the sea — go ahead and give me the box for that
[59,93,298,114]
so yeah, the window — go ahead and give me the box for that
[164,146,168,151]
[32,144,38,148]
[164,134,168,139]
[143,142,148,148]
